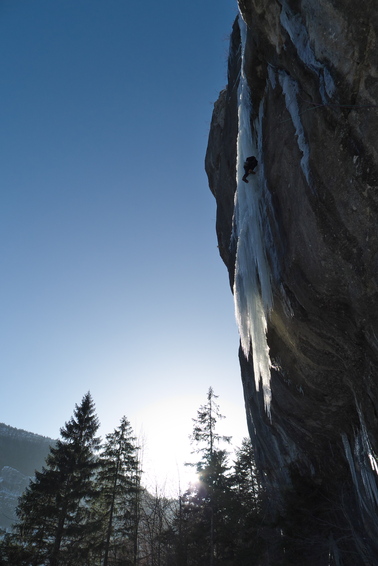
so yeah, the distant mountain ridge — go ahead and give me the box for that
[0,423,55,532]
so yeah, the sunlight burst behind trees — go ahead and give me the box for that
[0,389,265,566]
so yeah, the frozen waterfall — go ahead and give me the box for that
[232,16,273,416]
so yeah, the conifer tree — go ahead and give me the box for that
[232,438,261,506]
[228,438,264,565]
[94,416,142,566]
[10,392,101,566]
[182,388,233,566]
[190,387,231,464]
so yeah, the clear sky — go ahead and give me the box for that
[0,0,246,492]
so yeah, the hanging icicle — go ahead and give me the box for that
[232,15,273,416]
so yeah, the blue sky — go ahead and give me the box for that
[0,0,245,489]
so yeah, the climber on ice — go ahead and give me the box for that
[242,156,258,182]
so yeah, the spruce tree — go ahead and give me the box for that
[94,416,142,566]
[190,387,231,463]
[10,392,101,566]
[232,438,261,506]
[230,438,264,565]
[182,388,233,566]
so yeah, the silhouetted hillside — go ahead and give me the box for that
[0,423,54,476]
[0,424,55,531]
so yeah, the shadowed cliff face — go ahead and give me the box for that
[206,2,378,564]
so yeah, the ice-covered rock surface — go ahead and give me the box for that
[206,1,378,563]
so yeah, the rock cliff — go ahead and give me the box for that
[206,1,378,563]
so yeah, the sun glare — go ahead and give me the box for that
[123,392,247,497]
[132,395,202,496]
[183,464,200,489]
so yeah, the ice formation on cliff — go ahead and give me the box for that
[232,16,273,416]
[278,71,312,187]
[279,0,335,102]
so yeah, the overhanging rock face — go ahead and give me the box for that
[206,2,378,563]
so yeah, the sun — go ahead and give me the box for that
[182,464,200,490]
[131,395,203,496]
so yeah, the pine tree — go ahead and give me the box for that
[190,387,231,463]
[229,438,264,565]
[181,388,233,566]
[9,392,101,566]
[94,416,142,566]
[232,438,261,506]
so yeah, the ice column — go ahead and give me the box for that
[232,16,273,416]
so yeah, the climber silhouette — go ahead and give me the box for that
[242,156,258,182]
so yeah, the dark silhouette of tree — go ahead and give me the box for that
[177,388,233,566]
[166,393,264,566]
[190,387,231,462]
[4,392,100,566]
[0,390,265,566]
[93,416,142,566]
[229,438,264,565]
[232,438,261,507]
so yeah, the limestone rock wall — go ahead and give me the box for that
[206,2,378,563]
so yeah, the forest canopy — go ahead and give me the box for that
[0,389,265,566]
